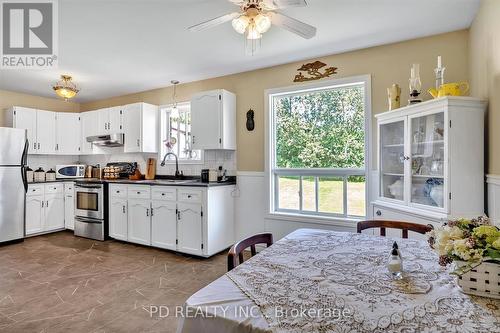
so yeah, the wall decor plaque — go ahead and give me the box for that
[293,61,338,82]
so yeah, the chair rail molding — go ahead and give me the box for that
[486,174,500,227]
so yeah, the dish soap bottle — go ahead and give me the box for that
[388,248,403,280]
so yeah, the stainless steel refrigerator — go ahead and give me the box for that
[0,127,28,244]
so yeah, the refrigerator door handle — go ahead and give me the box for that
[21,139,29,193]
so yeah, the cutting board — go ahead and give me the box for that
[145,158,156,180]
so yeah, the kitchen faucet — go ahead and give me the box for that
[160,152,181,178]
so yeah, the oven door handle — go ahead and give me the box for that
[75,217,103,224]
[75,184,102,189]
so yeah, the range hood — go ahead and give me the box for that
[86,133,124,147]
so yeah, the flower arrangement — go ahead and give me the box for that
[427,216,500,275]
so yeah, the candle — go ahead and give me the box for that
[437,55,442,69]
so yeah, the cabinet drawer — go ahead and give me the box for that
[152,187,176,201]
[128,185,151,199]
[109,184,127,198]
[45,183,63,194]
[64,182,75,194]
[178,189,202,203]
[372,205,442,239]
[27,185,44,196]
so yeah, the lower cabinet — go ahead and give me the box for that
[64,182,75,230]
[26,184,65,236]
[151,200,177,250]
[108,184,234,257]
[109,197,128,241]
[177,202,203,256]
[127,199,151,246]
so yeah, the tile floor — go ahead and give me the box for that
[0,231,228,333]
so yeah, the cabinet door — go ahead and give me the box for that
[177,203,203,255]
[13,107,37,154]
[97,108,109,134]
[123,104,142,152]
[408,110,447,211]
[191,91,222,150]
[36,110,57,154]
[379,117,407,203]
[110,198,128,241]
[64,194,75,230]
[44,194,65,231]
[56,113,81,154]
[108,106,123,133]
[26,195,44,235]
[80,111,98,154]
[127,199,151,245]
[151,201,177,250]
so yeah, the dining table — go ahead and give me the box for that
[177,228,500,333]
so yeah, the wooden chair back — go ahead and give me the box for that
[357,220,433,238]
[227,233,273,271]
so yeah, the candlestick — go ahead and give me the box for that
[437,55,442,69]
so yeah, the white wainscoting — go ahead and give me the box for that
[234,172,358,242]
[487,175,500,227]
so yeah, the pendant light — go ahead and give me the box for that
[171,80,179,114]
[52,75,79,101]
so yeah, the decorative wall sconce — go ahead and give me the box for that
[246,109,255,131]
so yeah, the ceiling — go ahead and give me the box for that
[0,0,480,103]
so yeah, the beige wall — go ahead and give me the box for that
[470,0,500,175]
[0,89,80,127]
[81,30,467,172]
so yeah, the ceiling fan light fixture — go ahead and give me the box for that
[254,13,271,33]
[246,22,262,40]
[53,75,79,101]
[232,15,249,34]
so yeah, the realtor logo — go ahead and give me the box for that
[1,0,58,68]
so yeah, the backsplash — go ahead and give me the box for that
[27,155,80,171]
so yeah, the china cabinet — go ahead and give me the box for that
[373,97,486,225]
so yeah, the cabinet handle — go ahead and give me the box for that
[33,142,36,150]
[46,200,49,207]
[41,201,44,207]
[187,195,192,198]
[136,139,140,147]
[137,191,140,194]
[177,210,181,220]
[38,143,40,150]
[108,122,111,130]
[192,136,195,144]
[146,209,149,217]
[123,205,126,213]
[151,208,154,217]
[116,190,120,193]
[56,144,59,151]
[376,210,382,216]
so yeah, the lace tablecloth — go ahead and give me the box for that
[179,229,500,333]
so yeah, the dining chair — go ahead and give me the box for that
[227,233,274,271]
[357,220,433,238]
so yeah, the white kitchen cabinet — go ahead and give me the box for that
[151,200,177,250]
[26,184,65,236]
[25,194,44,235]
[97,106,123,134]
[56,113,81,154]
[123,103,158,153]
[109,198,128,241]
[177,202,203,256]
[127,199,152,245]
[64,182,75,230]
[9,107,37,154]
[373,97,486,225]
[45,194,65,231]
[80,111,99,154]
[191,89,236,150]
[36,110,57,154]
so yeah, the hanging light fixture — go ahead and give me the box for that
[171,80,179,113]
[52,75,79,101]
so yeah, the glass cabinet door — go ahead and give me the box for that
[409,111,445,209]
[380,120,406,201]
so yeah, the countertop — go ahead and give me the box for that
[28,176,236,188]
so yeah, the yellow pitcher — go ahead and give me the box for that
[428,82,469,99]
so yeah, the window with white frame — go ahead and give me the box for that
[160,102,203,163]
[268,76,370,219]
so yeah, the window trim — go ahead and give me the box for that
[264,75,373,224]
[158,102,204,166]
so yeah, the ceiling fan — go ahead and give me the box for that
[188,0,316,54]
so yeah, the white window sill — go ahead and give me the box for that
[266,211,364,229]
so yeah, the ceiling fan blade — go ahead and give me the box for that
[270,12,316,39]
[262,0,307,10]
[188,12,241,32]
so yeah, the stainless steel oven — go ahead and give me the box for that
[74,182,106,240]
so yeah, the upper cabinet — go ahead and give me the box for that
[191,89,236,150]
[56,113,81,154]
[97,106,123,134]
[80,111,98,155]
[374,97,486,221]
[9,106,37,154]
[122,103,158,153]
